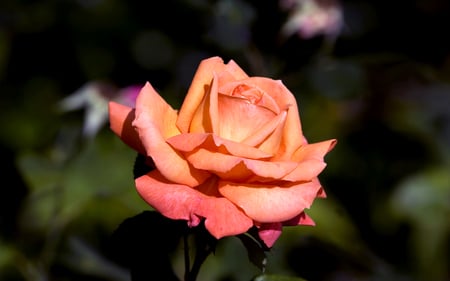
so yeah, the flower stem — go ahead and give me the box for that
[187,244,212,281]
[183,234,191,281]
[183,230,215,281]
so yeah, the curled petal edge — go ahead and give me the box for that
[135,171,253,239]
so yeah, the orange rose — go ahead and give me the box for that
[109,56,336,247]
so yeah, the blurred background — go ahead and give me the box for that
[0,0,449,280]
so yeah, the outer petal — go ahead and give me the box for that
[134,82,180,139]
[291,139,337,162]
[257,223,282,248]
[258,212,315,248]
[176,56,248,133]
[167,133,272,159]
[133,111,209,187]
[282,212,316,226]
[219,178,323,223]
[283,139,337,181]
[135,171,253,238]
[256,212,316,248]
[133,83,209,186]
[108,102,145,154]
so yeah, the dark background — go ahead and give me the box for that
[1,1,449,280]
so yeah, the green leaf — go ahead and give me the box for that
[108,211,187,281]
[236,229,269,271]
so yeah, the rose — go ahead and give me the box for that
[109,56,336,247]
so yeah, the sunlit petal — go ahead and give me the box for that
[133,112,209,187]
[283,139,337,181]
[242,110,286,155]
[217,94,277,142]
[219,80,280,114]
[219,178,322,223]
[135,82,180,139]
[177,57,248,133]
[186,148,298,181]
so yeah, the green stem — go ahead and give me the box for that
[187,244,212,281]
[183,234,190,281]
[183,232,214,281]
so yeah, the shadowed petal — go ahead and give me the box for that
[189,73,219,134]
[167,133,272,159]
[135,171,253,239]
[257,223,282,248]
[108,102,145,154]
[282,212,316,226]
[256,212,315,248]
[219,178,322,223]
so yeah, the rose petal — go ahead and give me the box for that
[218,178,323,223]
[189,73,219,134]
[133,83,209,186]
[282,139,337,181]
[167,133,272,159]
[256,212,316,248]
[291,139,337,162]
[133,111,209,187]
[186,148,298,181]
[239,77,308,159]
[242,110,287,155]
[135,171,253,239]
[108,102,145,154]
[134,82,180,139]
[257,223,282,248]
[317,186,327,198]
[219,80,281,114]
[217,94,277,142]
[215,63,250,86]
[283,160,327,182]
[176,57,248,133]
[282,212,316,226]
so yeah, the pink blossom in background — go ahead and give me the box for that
[59,81,140,138]
[280,0,343,40]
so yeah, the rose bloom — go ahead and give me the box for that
[109,56,336,247]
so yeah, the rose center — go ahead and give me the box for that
[217,92,276,143]
[231,84,262,105]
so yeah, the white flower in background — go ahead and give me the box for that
[58,81,139,138]
[280,0,343,40]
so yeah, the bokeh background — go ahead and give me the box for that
[1,0,449,280]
